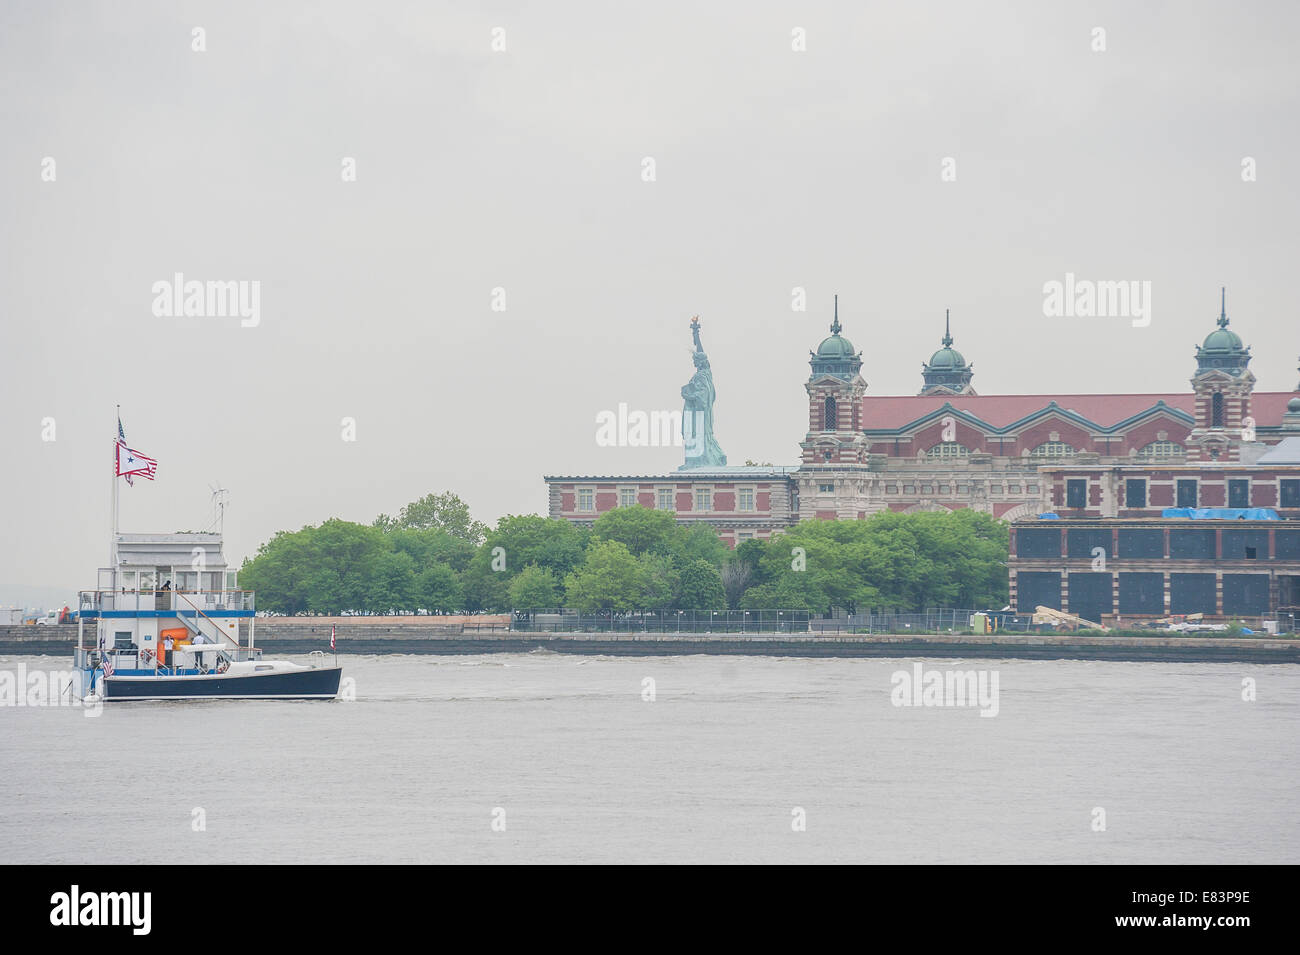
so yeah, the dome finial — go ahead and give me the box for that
[830,294,841,335]
[942,308,953,347]
[1219,286,1228,328]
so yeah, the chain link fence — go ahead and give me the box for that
[508,608,986,634]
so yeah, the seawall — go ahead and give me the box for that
[3,624,1298,663]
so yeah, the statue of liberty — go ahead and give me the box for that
[680,315,727,469]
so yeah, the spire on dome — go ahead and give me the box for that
[1219,287,1228,328]
[830,294,842,335]
[942,308,952,347]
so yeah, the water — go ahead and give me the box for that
[2,652,1296,864]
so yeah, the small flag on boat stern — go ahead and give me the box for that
[330,625,336,650]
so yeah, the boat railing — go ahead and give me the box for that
[79,589,256,614]
[173,590,245,648]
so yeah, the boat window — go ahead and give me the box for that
[254,665,274,671]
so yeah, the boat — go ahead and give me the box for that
[72,531,341,701]
[70,414,342,702]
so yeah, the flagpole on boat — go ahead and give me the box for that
[111,404,120,575]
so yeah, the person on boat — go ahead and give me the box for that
[163,634,174,667]
[161,580,171,591]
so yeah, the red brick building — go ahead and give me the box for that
[547,292,1300,543]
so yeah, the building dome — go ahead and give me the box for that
[817,330,857,359]
[1199,325,1245,354]
[925,343,967,370]
[1194,288,1251,375]
[919,310,975,396]
[808,295,863,382]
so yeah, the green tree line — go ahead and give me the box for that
[239,492,1008,615]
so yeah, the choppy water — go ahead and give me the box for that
[1,652,1296,864]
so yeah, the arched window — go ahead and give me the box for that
[1028,441,1076,458]
[823,396,837,432]
[1137,441,1185,460]
[926,442,971,459]
[1212,392,1225,427]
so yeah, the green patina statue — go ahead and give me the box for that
[681,315,727,469]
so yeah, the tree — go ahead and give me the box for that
[508,564,561,609]
[719,559,753,609]
[638,552,680,608]
[679,559,726,610]
[415,563,465,613]
[387,527,475,572]
[378,491,487,544]
[482,515,590,579]
[672,523,730,567]
[591,505,678,556]
[366,550,417,614]
[563,540,643,612]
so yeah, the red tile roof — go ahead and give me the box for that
[860,392,1295,430]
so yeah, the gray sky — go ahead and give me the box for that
[2,0,1298,605]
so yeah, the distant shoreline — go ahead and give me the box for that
[3,624,1297,664]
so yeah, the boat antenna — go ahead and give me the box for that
[207,484,230,536]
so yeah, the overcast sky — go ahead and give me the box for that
[2,0,1298,605]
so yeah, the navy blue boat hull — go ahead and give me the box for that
[103,667,342,701]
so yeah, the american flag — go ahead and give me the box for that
[102,653,114,676]
[330,625,336,650]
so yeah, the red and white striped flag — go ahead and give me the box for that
[116,441,158,481]
[330,625,336,650]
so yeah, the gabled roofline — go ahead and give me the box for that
[861,398,1196,438]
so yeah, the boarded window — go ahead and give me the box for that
[1125,479,1147,509]
[1228,479,1250,509]
[1223,528,1269,560]
[1118,572,1164,614]
[1017,528,1062,558]
[1169,528,1216,559]
[1066,479,1087,509]
[1276,530,1300,560]
[1067,573,1112,626]
[1016,572,1062,613]
[1169,573,1217,615]
[1068,528,1111,560]
[1176,480,1198,508]
[1118,528,1164,559]
[1222,575,1269,615]
[1281,479,1300,509]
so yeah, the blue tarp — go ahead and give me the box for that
[1161,507,1280,521]
[1037,513,1060,520]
